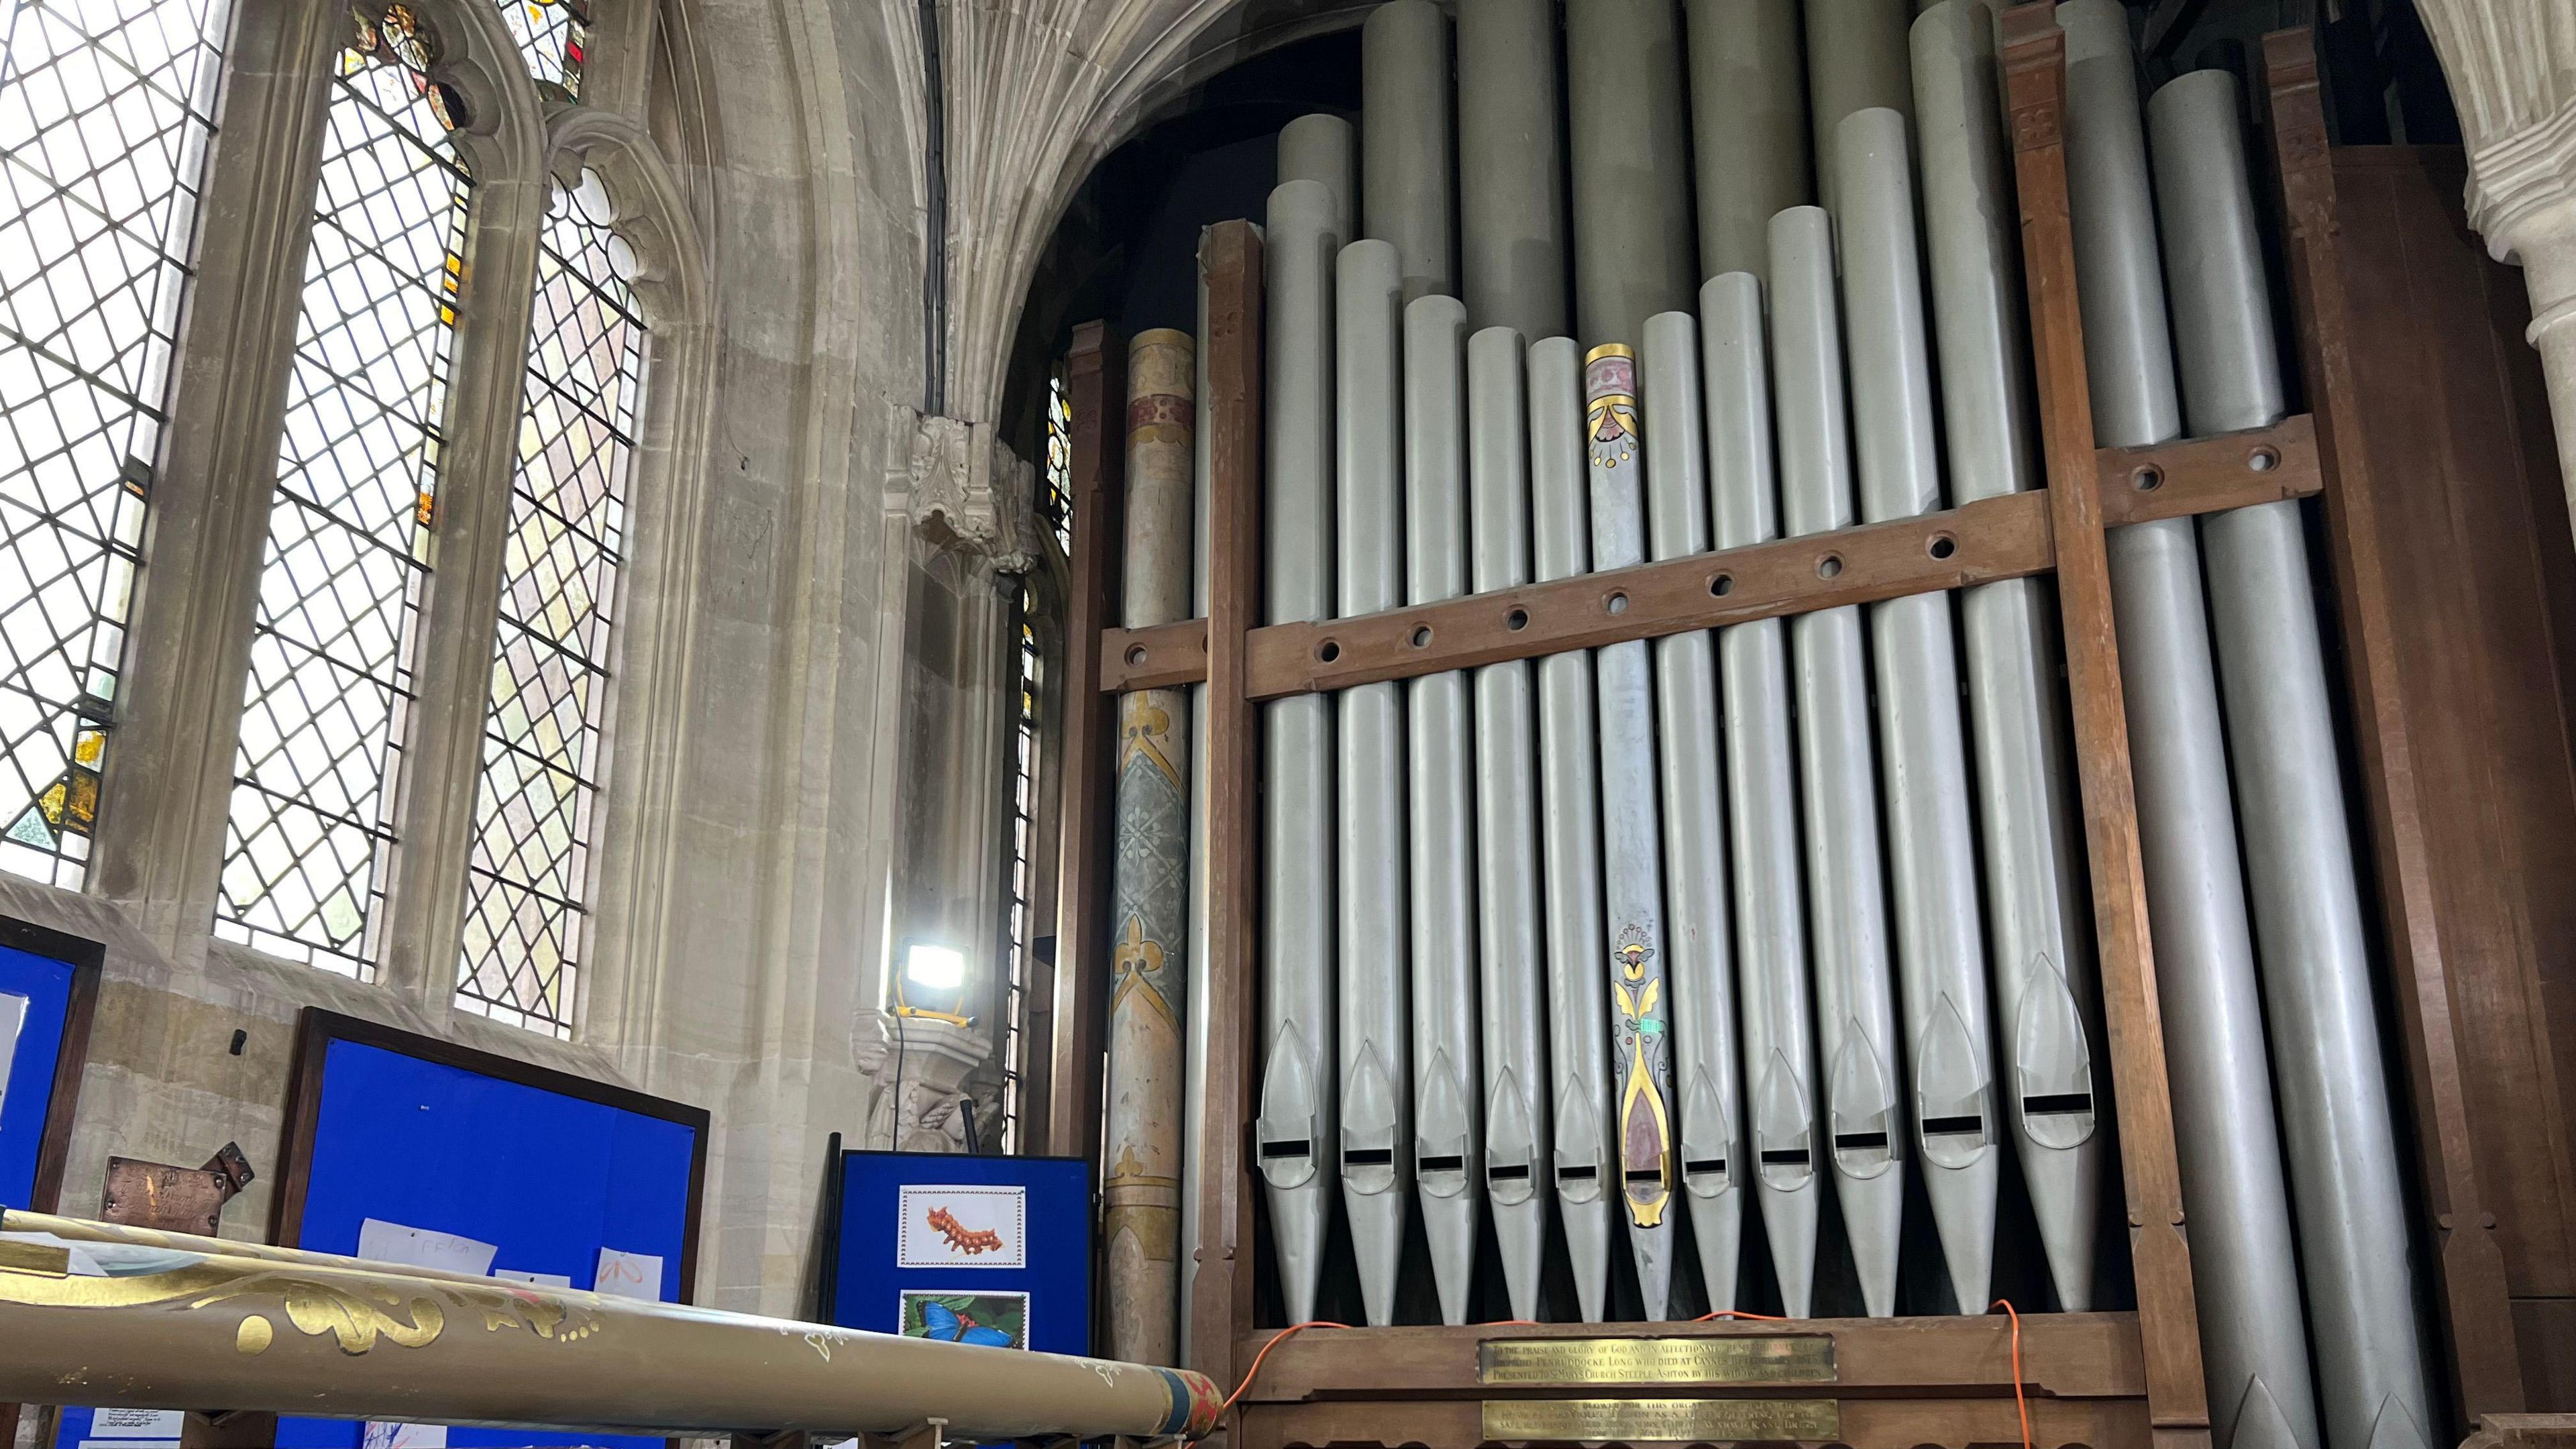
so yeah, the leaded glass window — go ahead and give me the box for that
[0,0,229,884]
[1001,597,1040,1150]
[452,167,639,1038]
[498,0,586,97]
[1041,370,1071,554]
[217,6,468,974]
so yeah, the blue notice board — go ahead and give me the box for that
[830,1150,1091,1358]
[48,1010,708,1449]
[0,920,99,1214]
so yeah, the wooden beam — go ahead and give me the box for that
[1187,221,1263,1388]
[2002,14,2212,1449]
[2257,28,2527,1424]
[1095,414,2323,698]
[1044,320,1124,1170]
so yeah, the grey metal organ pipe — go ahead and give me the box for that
[1910,0,2104,1312]
[2149,68,2433,1449]
[1254,178,1340,1326]
[1770,206,1906,1318]
[2055,6,2319,1446]
[1363,0,1456,304]
[1531,334,1616,1322]
[1699,270,1822,1314]
[1805,0,1913,208]
[1334,238,1412,1328]
[1685,0,1810,280]
[1641,308,1749,1313]
[1280,115,1356,244]
[1467,325,1554,1320]
[1835,107,2000,1312]
[1566,0,1697,348]
[1403,293,1483,1326]
[1458,0,1568,336]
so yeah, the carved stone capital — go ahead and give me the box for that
[898,406,1040,575]
[856,1008,998,1152]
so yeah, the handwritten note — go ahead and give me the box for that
[88,1410,183,1440]
[356,1219,498,1278]
[592,1246,662,1300]
[494,1268,573,1288]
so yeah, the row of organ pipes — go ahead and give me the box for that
[1091,5,2437,1449]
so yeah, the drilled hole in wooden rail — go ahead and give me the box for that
[1818,553,1844,579]
[1607,591,1630,615]
[1124,645,1147,667]
[1318,639,1341,663]
[2249,445,2279,472]
[1505,608,1529,631]
[1409,625,1432,648]
[1929,533,1958,560]
[2133,464,2165,491]
[1711,572,1733,596]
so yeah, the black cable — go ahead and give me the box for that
[889,1000,909,1149]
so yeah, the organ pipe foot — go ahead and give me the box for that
[1759,1173,1825,1320]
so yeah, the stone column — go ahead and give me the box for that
[1101,329,1195,1365]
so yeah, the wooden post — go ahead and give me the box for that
[2001,17,2210,1449]
[1187,221,1264,1387]
[1046,321,1126,1170]
[2256,29,2528,1424]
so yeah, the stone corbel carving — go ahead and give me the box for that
[904,407,1040,576]
[856,1008,998,1152]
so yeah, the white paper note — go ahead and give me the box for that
[494,1268,574,1288]
[87,1409,184,1440]
[0,989,28,1119]
[361,1422,447,1449]
[356,1219,498,1278]
[592,1246,662,1300]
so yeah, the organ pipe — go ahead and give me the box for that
[1770,205,1905,1318]
[1403,293,1481,1325]
[2056,5,2320,1444]
[1458,0,1568,337]
[1254,176,1341,1326]
[1279,115,1354,244]
[1531,334,1616,1323]
[1640,307,1748,1313]
[1102,327,1195,1362]
[1684,0,1810,281]
[1836,107,1999,1312]
[1363,0,1456,305]
[1466,325,1554,1321]
[1805,0,1915,207]
[1566,0,1696,350]
[1911,0,2104,1312]
[1699,270,1823,1314]
[2149,68,2434,1449]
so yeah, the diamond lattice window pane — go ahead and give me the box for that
[497,0,587,97]
[453,168,639,1038]
[0,0,228,886]
[217,34,466,977]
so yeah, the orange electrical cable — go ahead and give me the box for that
[1990,1298,2030,1449]
[1210,1320,1350,1428]
[1690,1307,1792,1322]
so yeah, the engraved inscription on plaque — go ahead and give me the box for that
[1481,1397,1841,1443]
[1479,1336,1837,1386]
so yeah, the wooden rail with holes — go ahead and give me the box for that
[1097,415,2320,696]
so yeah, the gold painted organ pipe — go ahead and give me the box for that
[0,1214,1222,1442]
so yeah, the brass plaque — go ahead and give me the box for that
[1481,1397,1841,1443]
[1480,1336,1835,1386]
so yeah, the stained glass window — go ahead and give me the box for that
[1000,596,1040,1150]
[453,167,639,1038]
[497,0,586,97]
[0,0,230,884]
[217,6,468,974]
[1041,369,1071,554]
